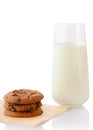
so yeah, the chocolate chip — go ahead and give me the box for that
[13,93,17,96]
[18,97,21,103]
[25,107,33,113]
[36,102,42,107]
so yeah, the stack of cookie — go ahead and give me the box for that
[3,89,44,117]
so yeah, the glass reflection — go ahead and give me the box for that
[52,107,89,130]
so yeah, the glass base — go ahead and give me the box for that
[59,104,83,109]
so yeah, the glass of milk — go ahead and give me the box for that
[52,23,89,107]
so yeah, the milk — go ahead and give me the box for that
[52,44,89,107]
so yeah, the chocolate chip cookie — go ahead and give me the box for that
[4,107,43,117]
[3,89,44,117]
[4,101,42,112]
[4,89,44,104]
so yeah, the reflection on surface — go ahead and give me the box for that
[52,107,89,130]
[4,124,44,130]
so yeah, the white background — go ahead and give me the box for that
[0,0,93,130]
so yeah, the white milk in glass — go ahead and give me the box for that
[52,24,89,107]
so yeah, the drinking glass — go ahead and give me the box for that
[52,23,89,107]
